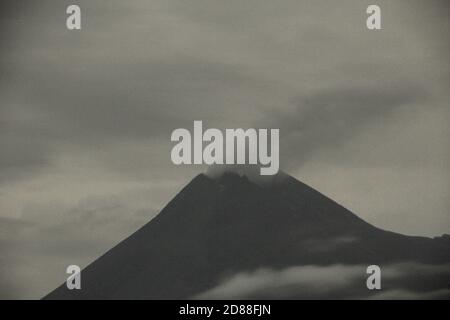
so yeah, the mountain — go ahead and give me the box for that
[44,172,450,299]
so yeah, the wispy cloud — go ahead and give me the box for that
[195,263,450,299]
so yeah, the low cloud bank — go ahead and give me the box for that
[195,263,450,299]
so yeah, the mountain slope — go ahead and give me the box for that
[44,172,450,299]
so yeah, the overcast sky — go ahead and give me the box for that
[0,0,449,299]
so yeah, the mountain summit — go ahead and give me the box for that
[45,172,450,299]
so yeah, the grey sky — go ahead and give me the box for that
[0,0,449,299]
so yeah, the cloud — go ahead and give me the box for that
[1,0,448,186]
[195,263,450,299]
[273,85,427,168]
[0,186,168,299]
[195,264,364,299]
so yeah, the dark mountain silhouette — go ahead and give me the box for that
[44,171,450,299]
